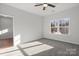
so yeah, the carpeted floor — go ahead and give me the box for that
[18,38,79,56]
[0,38,79,56]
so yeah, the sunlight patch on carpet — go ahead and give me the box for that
[19,41,43,48]
[24,44,54,56]
[0,50,23,56]
[0,46,18,54]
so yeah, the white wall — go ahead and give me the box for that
[0,3,79,45]
[0,4,43,43]
[43,5,79,45]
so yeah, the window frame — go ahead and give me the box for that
[50,17,70,35]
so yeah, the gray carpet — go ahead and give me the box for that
[19,38,79,56]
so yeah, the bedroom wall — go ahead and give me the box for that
[0,3,43,43]
[43,5,79,45]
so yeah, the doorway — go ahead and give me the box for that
[0,14,13,49]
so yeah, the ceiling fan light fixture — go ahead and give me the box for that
[34,3,56,11]
[43,4,48,7]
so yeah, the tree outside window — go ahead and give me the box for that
[51,18,69,35]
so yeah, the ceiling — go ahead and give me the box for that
[6,3,79,16]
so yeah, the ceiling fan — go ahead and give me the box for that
[34,3,56,10]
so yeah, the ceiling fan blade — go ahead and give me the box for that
[34,4,43,6]
[48,4,56,8]
[43,7,46,10]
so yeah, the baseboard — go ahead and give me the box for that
[42,38,79,46]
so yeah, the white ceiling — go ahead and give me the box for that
[6,3,79,16]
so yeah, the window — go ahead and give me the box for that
[51,18,70,35]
